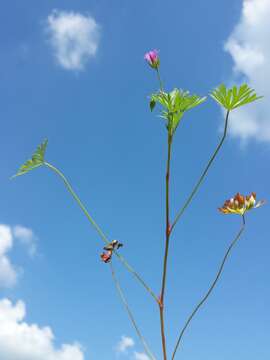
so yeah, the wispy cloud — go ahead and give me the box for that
[224,0,270,143]
[115,336,150,360]
[0,298,84,360]
[0,225,17,287]
[46,10,100,71]
[116,335,135,354]
[13,225,37,256]
[133,352,150,360]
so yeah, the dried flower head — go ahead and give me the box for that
[100,240,123,263]
[100,251,112,263]
[219,192,265,215]
[104,240,123,251]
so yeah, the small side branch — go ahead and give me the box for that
[171,216,245,359]
[171,110,230,233]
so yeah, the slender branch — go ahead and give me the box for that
[171,110,230,233]
[44,161,158,303]
[110,263,156,360]
[44,162,108,244]
[156,68,164,92]
[171,215,246,359]
[116,253,159,303]
[159,133,173,360]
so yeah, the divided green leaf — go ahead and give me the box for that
[12,139,48,178]
[210,84,262,110]
[150,89,206,135]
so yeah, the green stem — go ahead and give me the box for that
[156,68,164,92]
[171,110,230,233]
[159,133,173,360]
[110,263,156,360]
[171,215,245,359]
[45,162,108,243]
[44,162,158,303]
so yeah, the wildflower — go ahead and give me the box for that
[100,240,123,263]
[144,50,160,69]
[219,192,265,215]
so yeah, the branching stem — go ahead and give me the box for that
[110,263,156,360]
[171,110,230,233]
[159,133,173,360]
[44,162,158,303]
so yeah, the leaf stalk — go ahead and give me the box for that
[171,215,246,359]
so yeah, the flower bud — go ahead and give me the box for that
[144,50,160,69]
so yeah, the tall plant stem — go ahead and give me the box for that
[171,110,230,233]
[159,133,173,360]
[110,263,156,360]
[156,68,164,92]
[44,161,158,303]
[171,215,246,359]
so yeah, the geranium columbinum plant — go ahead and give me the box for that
[13,49,265,360]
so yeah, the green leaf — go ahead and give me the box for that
[151,91,169,108]
[171,112,184,134]
[169,89,206,113]
[149,89,206,135]
[12,139,48,178]
[210,83,262,110]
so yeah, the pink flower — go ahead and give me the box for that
[144,50,160,69]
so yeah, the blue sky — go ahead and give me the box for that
[0,0,269,359]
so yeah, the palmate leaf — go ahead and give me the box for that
[210,84,262,110]
[150,89,206,114]
[150,89,206,135]
[150,91,169,110]
[12,139,48,178]
[171,90,206,112]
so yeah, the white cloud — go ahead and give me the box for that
[224,0,270,142]
[13,225,37,256]
[0,225,84,358]
[46,10,100,71]
[133,352,150,360]
[0,298,84,360]
[116,335,135,353]
[0,225,17,287]
[0,224,38,287]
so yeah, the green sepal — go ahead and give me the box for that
[150,98,156,112]
[210,83,263,111]
[12,139,48,178]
